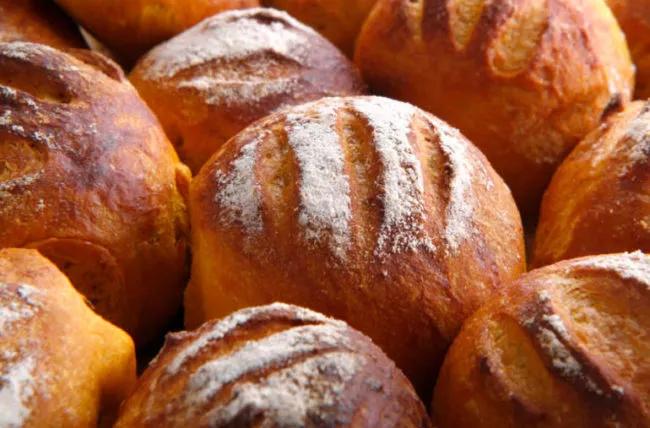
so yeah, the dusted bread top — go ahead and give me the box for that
[115,303,430,427]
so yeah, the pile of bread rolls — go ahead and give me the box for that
[0,0,648,426]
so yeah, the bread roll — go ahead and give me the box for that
[54,0,259,64]
[0,248,136,427]
[186,96,526,394]
[115,303,431,427]
[606,0,650,99]
[355,0,635,215]
[0,42,190,345]
[130,8,366,173]
[433,252,650,427]
[261,0,377,56]
[0,0,85,49]
[534,101,650,267]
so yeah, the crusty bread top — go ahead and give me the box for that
[117,303,429,427]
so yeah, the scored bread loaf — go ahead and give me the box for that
[535,100,650,267]
[115,303,431,427]
[130,8,366,173]
[0,42,190,345]
[0,0,85,49]
[606,0,650,98]
[261,0,377,56]
[186,95,526,395]
[54,0,259,64]
[433,252,650,427]
[0,248,136,428]
[355,0,635,215]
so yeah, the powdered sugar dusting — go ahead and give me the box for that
[0,284,42,331]
[0,356,36,428]
[286,104,352,259]
[142,9,315,80]
[352,98,435,256]
[164,303,333,377]
[619,106,650,177]
[206,352,363,426]
[537,325,583,379]
[571,251,650,289]
[184,323,352,412]
[215,137,263,234]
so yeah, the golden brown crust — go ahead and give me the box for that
[0,248,136,428]
[606,0,650,99]
[262,0,378,56]
[534,101,650,267]
[186,96,525,395]
[0,0,86,50]
[54,0,259,64]
[433,252,650,428]
[129,8,367,173]
[0,42,191,345]
[355,0,635,215]
[115,303,431,428]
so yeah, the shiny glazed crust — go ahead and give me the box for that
[0,248,135,428]
[0,0,85,49]
[54,0,259,64]
[115,303,431,427]
[355,0,634,215]
[186,96,525,394]
[0,42,191,345]
[130,8,366,173]
[534,101,650,267]
[433,252,650,427]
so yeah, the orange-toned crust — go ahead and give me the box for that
[607,0,650,99]
[186,96,525,395]
[534,101,650,267]
[355,0,634,215]
[433,252,650,427]
[130,8,366,173]
[54,0,259,64]
[262,0,377,56]
[115,303,431,427]
[0,0,85,49]
[0,248,135,427]
[0,42,191,345]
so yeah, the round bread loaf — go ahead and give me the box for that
[0,42,191,345]
[0,248,136,427]
[433,252,650,427]
[534,101,650,267]
[261,0,377,56]
[355,0,635,215]
[130,8,366,173]
[115,303,431,427]
[54,0,259,64]
[0,0,85,49]
[186,96,526,394]
[606,0,650,99]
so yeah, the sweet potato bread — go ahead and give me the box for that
[433,252,650,427]
[534,101,650,267]
[186,96,526,394]
[0,248,135,428]
[0,42,190,345]
[355,0,635,215]
[0,0,85,49]
[606,0,650,99]
[54,0,258,64]
[130,8,366,173]
[262,0,377,56]
[115,303,431,427]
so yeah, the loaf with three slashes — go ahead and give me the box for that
[0,41,190,345]
[0,248,135,428]
[186,95,526,394]
[130,8,366,173]
[355,0,635,214]
[115,303,431,427]
[434,252,650,427]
